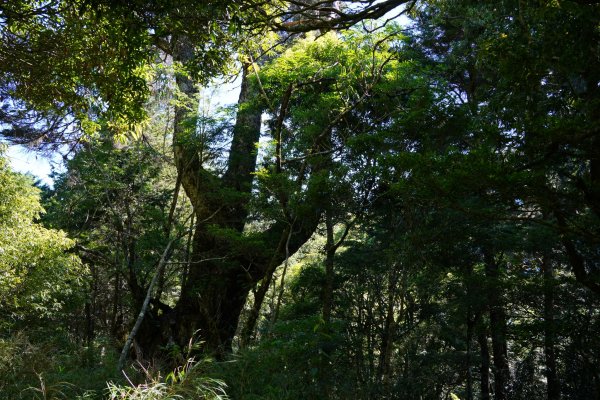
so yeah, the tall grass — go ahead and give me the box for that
[108,358,228,400]
[1,331,228,400]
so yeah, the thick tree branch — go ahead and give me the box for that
[271,0,415,33]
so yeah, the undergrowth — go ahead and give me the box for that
[0,331,228,400]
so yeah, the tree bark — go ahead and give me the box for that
[484,250,510,400]
[377,263,401,387]
[110,267,121,338]
[118,239,175,371]
[240,225,292,347]
[478,330,491,400]
[166,38,324,358]
[272,226,293,326]
[466,311,474,400]
[542,255,561,400]
[322,210,336,324]
[465,263,477,400]
[552,205,600,295]
[168,40,263,357]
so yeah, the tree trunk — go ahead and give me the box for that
[84,300,94,345]
[465,263,477,400]
[322,209,336,324]
[466,311,474,400]
[542,255,561,400]
[118,239,175,371]
[478,330,491,400]
[484,251,510,400]
[167,39,263,357]
[377,263,401,387]
[272,226,293,326]
[126,28,330,360]
[111,264,122,338]
[166,38,323,358]
[240,225,292,348]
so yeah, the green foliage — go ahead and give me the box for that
[107,358,228,400]
[41,135,186,355]
[0,0,150,140]
[207,316,348,400]
[0,331,229,400]
[0,331,120,399]
[0,153,86,326]
[0,0,245,143]
[2,1,600,399]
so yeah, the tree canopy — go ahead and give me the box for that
[0,0,599,399]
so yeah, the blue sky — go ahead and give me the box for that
[5,145,61,187]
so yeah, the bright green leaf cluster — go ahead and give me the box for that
[0,154,87,323]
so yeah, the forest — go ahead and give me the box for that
[0,0,599,399]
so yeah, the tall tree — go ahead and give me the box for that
[1,0,418,358]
